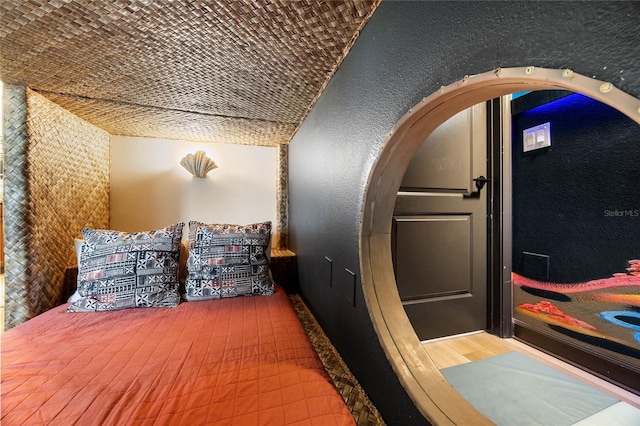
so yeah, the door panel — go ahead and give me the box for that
[394,215,472,300]
[393,102,488,341]
[401,106,476,193]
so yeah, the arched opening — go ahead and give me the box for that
[359,67,640,424]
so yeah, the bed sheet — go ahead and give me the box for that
[1,287,354,425]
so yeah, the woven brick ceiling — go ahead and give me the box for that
[0,0,379,146]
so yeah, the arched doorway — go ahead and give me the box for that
[359,67,640,423]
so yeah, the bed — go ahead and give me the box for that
[1,221,356,425]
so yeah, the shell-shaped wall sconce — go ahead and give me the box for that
[180,150,218,178]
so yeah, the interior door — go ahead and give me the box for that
[392,102,488,341]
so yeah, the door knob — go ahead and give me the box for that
[473,176,490,191]
[464,176,491,199]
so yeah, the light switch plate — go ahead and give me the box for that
[523,122,551,152]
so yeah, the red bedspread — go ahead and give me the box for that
[1,287,354,425]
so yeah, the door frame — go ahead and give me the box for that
[487,95,513,338]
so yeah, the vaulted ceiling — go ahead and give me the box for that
[0,0,379,146]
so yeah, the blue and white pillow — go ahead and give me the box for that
[185,221,275,301]
[67,223,184,312]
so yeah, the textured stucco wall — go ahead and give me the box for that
[288,2,640,424]
[512,93,640,283]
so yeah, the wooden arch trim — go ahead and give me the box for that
[359,67,640,425]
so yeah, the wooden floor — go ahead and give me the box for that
[421,331,640,409]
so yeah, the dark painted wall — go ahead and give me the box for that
[512,93,640,283]
[288,2,640,424]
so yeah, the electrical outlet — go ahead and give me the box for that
[523,122,551,152]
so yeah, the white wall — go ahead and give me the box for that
[110,136,277,236]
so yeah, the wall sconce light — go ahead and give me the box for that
[180,150,218,178]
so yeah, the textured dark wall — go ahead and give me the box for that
[288,2,640,424]
[512,93,640,283]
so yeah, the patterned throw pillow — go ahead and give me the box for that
[67,223,184,312]
[185,221,275,300]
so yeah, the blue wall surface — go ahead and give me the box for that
[288,2,640,424]
[512,93,640,283]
